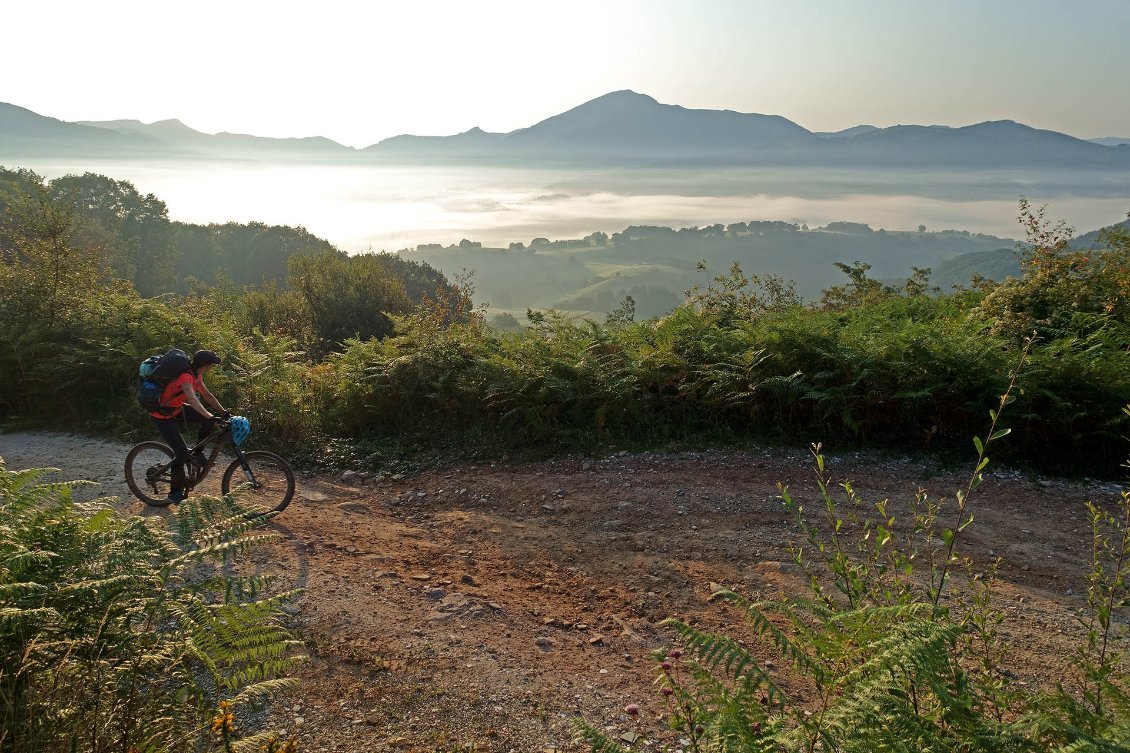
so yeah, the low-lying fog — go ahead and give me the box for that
[14,160,1130,250]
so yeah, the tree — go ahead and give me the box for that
[200,221,336,287]
[686,261,801,323]
[605,295,636,326]
[48,173,175,296]
[370,252,458,306]
[976,201,1130,339]
[902,266,939,297]
[819,260,891,310]
[171,222,222,288]
[0,173,104,328]
[0,168,48,260]
[288,251,411,350]
[489,311,521,331]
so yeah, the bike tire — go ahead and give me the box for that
[124,441,177,507]
[221,451,296,514]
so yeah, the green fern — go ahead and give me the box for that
[0,459,303,753]
[571,719,633,753]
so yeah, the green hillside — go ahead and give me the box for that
[409,222,1013,316]
[931,246,1021,289]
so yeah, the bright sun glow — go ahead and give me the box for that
[3,0,1129,146]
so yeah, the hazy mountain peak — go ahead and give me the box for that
[1091,136,1130,147]
[150,118,194,130]
[459,126,502,138]
[0,101,66,130]
[816,125,879,139]
[966,119,1024,130]
[585,89,659,106]
[557,90,664,119]
[507,89,811,157]
[961,119,1093,144]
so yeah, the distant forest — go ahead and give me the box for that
[408,219,1020,323]
[0,167,452,301]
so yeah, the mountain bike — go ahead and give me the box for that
[124,416,295,513]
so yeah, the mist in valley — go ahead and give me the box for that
[10,155,1127,319]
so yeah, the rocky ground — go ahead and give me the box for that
[1,430,1124,752]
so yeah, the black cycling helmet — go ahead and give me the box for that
[191,349,222,368]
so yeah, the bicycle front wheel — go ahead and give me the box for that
[124,441,176,506]
[221,451,296,514]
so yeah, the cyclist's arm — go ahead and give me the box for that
[198,381,226,413]
[181,382,214,420]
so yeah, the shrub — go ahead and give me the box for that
[0,460,303,752]
[978,202,1130,341]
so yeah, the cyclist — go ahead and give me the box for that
[149,349,229,502]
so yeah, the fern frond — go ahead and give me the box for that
[229,731,300,753]
[571,718,633,753]
[827,601,937,628]
[231,677,301,705]
[0,606,60,628]
[0,579,49,598]
[170,535,281,567]
[700,592,827,681]
[663,618,792,709]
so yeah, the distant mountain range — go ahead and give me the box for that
[3,90,1129,168]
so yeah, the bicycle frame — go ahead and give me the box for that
[181,425,262,491]
[188,430,226,469]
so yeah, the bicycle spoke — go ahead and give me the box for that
[222,451,295,514]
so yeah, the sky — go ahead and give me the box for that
[2,0,1128,147]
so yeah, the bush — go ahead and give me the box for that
[0,460,303,752]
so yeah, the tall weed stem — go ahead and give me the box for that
[930,335,1034,607]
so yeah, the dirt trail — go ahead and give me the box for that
[1,430,1124,752]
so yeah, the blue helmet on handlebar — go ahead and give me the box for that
[230,415,251,446]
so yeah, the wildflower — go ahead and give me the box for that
[211,700,235,736]
[751,721,762,734]
[668,649,682,659]
[695,724,705,734]
[661,661,672,671]
[661,687,674,696]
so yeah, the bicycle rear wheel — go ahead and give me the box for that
[221,451,296,514]
[124,441,177,506]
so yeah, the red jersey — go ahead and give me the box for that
[150,371,204,419]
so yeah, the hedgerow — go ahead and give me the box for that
[1,174,1127,473]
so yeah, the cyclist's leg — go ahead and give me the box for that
[183,408,213,445]
[150,416,188,491]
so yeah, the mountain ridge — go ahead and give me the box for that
[2,92,1128,168]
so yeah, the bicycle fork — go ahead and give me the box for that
[232,446,262,488]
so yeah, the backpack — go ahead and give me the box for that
[136,349,192,415]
